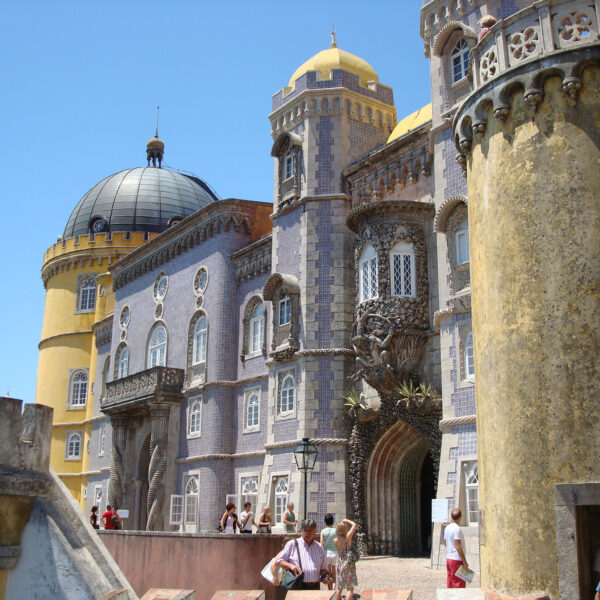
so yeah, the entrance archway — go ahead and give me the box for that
[367,419,434,555]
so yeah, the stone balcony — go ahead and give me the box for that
[102,366,185,415]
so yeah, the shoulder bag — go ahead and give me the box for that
[280,540,304,590]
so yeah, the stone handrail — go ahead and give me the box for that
[471,0,599,92]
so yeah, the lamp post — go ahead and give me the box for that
[293,437,318,522]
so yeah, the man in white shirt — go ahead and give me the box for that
[240,502,256,533]
[444,508,469,588]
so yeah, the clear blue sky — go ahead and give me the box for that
[0,0,431,403]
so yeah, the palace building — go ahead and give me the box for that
[35,0,598,578]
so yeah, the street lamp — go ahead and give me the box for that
[293,437,318,522]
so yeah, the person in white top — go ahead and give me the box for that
[240,501,256,533]
[444,508,469,588]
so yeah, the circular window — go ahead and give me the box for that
[154,273,168,302]
[168,216,183,227]
[193,268,208,295]
[119,305,130,329]
[90,217,107,233]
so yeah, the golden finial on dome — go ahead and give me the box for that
[146,106,164,168]
[330,27,337,48]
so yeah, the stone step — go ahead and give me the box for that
[209,591,265,600]
[140,589,196,600]
[99,590,133,600]
[284,592,336,600]
[436,590,550,600]
[362,590,414,600]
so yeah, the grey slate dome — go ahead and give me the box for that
[63,167,219,237]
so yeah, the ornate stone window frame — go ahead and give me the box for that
[451,38,471,83]
[187,396,202,439]
[114,342,129,380]
[146,321,168,368]
[263,273,300,358]
[75,274,97,314]
[390,241,416,298]
[244,387,261,433]
[65,429,83,460]
[239,473,260,513]
[358,244,379,303]
[276,368,296,419]
[67,368,89,410]
[269,473,290,527]
[241,296,267,362]
[193,266,208,296]
[271,132,303,209]
[153,271,169,303]
[186,311,208,387]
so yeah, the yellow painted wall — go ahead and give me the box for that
[467,69,600,597]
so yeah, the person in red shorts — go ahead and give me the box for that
[444,508,468,588]
[102,504,118,530]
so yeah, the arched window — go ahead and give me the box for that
[465,332,475,379]
[78,277,97,312]
[390,241,416,297]
[69,370,88,408]
[193,315,207,365]
[284,149,296,180]
[279,374,295,414]
[274,476,289,525]
[359,245,378,302]
[245,391,260,429]
[148,323,167,368]
[249,303,264,354]
[452,38,470,83]
[188,399,202,436]
[185,475,199,525]
[455,219,469,265]
[66,432,82,459]
[241,476,259,509]
[465,462,479,524]
[116,345,129,379]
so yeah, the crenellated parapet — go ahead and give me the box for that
[454,0,600,169]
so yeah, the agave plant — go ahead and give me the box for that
[396,380,440,409]
[396,380,419,403]
[344,387,367,418]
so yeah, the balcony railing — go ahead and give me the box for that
[471,0,598,92]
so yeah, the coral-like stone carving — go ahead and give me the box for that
[146,405,170,531]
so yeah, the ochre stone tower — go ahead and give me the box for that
[454,3,600,597]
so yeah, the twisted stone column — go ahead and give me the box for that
[108,417,127,510]
[146,404,170,531]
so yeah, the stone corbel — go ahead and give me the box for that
[562,77,582,100]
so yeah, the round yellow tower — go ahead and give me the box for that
[36,139,219,507]
[454,5,600,598]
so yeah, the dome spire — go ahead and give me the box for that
[146,105,164,168]
[330,27,337,48]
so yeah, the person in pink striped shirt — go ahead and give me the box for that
[277,519,332,590]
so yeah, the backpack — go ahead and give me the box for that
[111,512,120,530]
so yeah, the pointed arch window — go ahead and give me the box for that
[188,399,202,437]
[193,315,208,365]
[148,323,167,368]
[465,332,475,380]
[390,241,416,297]
[274,476,289,526]
[184,475,199,525]
[116,344,129,379]
[452,38,470,83]
[465,461,479,524]
[69,370,88,408]
[359,245,378,302]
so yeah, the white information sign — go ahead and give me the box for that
[117,509,129,519]
[431,498,449,523]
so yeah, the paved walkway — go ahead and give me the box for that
[352,556,481,600]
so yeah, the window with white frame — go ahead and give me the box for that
[284,149,296,180]
[359,245,378,302]
[278,296,291,326]
[452,38,470,83]
[464,461,479,524]
[170,494,184,526]
[187,399,202,437]
[390,242,416,297]
[279,374,295,415]
[148,323,167,367]
[249,303,264,354]
[455,220,469,265]
[116,345,129,379]
[66,431,82,459]
[184,475,199,525]
[274,476,289,525]
[78,277,97,312]
[192,315,207,365]
[465,332,475,380]
[69,370,88,408]
[94,485,103,512]
[98,425,105,456]
[245,390,260,430]
[241,476,259,510]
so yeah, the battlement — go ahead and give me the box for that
[0,397,53,494]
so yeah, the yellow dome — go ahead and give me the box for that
[288,46,379,89]
[147,136,165,150]
[387,104,432,143]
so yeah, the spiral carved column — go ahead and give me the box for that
[108,417,127,510]
[146,404,170,531]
